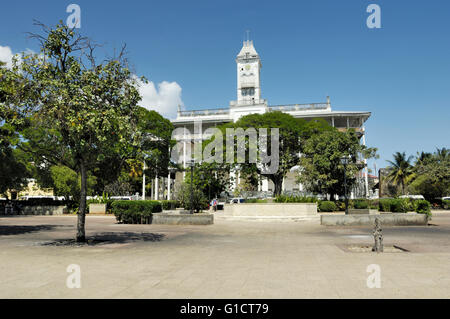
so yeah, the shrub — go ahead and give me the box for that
[160,200,181,210]
[390,199,402,213]
[380,198,413,213]
[334,200,346,211]
[369,200,379,210]
[353,199,369,209]
[111,200,162,224]
[379,198,392,212]
[318,201,337,212]
[176,183,208,213]
[414,200,431,217]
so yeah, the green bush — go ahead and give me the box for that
[379,198,392,212]
[177,183,208,213]
[369,200,379,210]
[160,200,181,210]
[414,200,431,217]
[379,198,413,213]
[334,200,346,211]
[275,195,318,203]
[318,201,337,212]
[111,200,162,224]
[390,199,406,213]
[353,199,369,209]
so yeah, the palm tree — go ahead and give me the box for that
[387,152,414,195]
[436,147,449,161]
[415,151,432,166]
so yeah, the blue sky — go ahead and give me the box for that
[0,0,449,170]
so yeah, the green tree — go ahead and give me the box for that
[184,162,231,200]
[15,22,143,241]
[0,61,32,197]
[415,151,432,167]
[298,128,377,199]
[386,152,414,195]
[0,148,30,198]
[214,112,309,196]
[50,165,96,202]
[139,107,174,181]
[93,107,174,196]
[409,148,450,200]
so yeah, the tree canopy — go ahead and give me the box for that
[298,128,377,199]
[214,111,310,195]
[408,148,450,200]
[11,22,145,241]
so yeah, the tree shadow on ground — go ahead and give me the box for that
[0,225,59,236]
[39,232,166,246]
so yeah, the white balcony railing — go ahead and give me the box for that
[268,103,329,112]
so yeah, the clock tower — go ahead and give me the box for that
[236,40,262,105]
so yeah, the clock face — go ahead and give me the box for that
[245,64,251,70]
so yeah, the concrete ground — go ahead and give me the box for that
[0,211,450,298]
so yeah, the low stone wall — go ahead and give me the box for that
[224,203,318,218]
[321,213,428,226]
[348,209,379,215]
[152,213,214,225]
[17,205,68,216]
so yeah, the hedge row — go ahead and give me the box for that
[111,200,162,224]
[275,196,432,215]
[275,195,318,203]
[378,198,430,215]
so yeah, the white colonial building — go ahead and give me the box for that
[152,40,372,200]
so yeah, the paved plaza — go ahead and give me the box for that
[1,212,450,298]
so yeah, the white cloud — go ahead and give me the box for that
[0,45,35,69]
[1,43,183,120]
[137,79,184,119]
[0,45,14,68]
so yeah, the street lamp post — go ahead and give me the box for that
[188,159,195,214]
[341,156,350,215]
[142,159,146,200]
[168,167,176,201]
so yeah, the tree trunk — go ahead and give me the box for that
[272,175,283,196]
[76,160,87,242]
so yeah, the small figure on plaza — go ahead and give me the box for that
[372,217,383,253]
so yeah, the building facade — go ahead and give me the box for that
[155,40,372,199]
